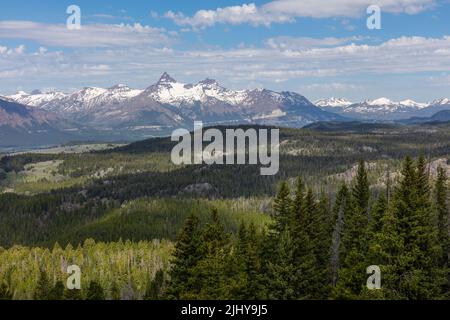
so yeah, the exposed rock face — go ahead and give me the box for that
[181,183,215,196]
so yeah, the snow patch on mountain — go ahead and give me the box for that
[145,73,248,107]
[315,97,352,108]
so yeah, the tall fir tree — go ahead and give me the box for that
[374,156,446,299]
[435,166,449,294]
[353,160,370,215]
[191,209,230,299]
[334,162,370,299]
[34,269,52,300]
[291,186,319,299]
[0,282,12,300]
[167,214,202,299]
[144,270,166,300]
[228,222,264,299]
[86,281,105,300]
[272,181,292,234]
[49,281,65,300]
[330,184,352,288]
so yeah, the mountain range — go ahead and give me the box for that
[1,73,344,147]
[1,73,449,148]
[315,97,450,121]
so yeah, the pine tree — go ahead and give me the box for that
[313,192,334,298]
[374,156,445,299]
[435,166,449,294]
[0,282,13,300]
[49,281,65,300]
[291,177,304,224]
[330,184,352,288]
[334,162,370,299]
[265,229,297,299]
[193,209,230,299]
[353,160,370,215]
[86,281,105,300]
[144,270,166,300]
[261,180,298,299]
[272,181,292,233]
[110,282,121,300]
[228,222,263,299]
[34,269,52,300]
[167,214,202,299]
[369,194,388,235]
[291,188,320,299]
[63,288,83,300]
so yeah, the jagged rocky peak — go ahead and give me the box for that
[431,98,450,105]
[31,89,43,95]
[157,72,177,85]
[198,78,220,86]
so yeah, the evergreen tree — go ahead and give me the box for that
[167,214,202,299]
[49,281,65,300]
[375,156,445,299]
[330,184,352,288]
[313,192,334,298]
[369,194,388,235]
[110,282,121,300]
[293,188,320,299]
[265,229,297,299]
[0,282,13,300]
[291,177,305,224]
[63,288,83,300]
[228,222,264,299]
[353,160,370,215]
[272,181,292,233]
[334,163,370,299]
[435,166,449,294]
[144,270,166,300]
[34,269,52,300]
[86,281,105,300]
[193,209,230,299]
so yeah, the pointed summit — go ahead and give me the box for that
[157,72,177,85]
[198,78,219,86]
[31,89,43,95]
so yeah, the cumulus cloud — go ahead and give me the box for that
[165,0,436,28]
[1,35,450,98]
[0,21,175,48]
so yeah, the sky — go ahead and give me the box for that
[0,0,449,102]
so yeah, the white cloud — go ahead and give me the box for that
[165,0,436,28]
[0,21,174,48]
[14,45,26,54]
[300,82,363,92]
[1,35,450,99]
[265,36,367,50]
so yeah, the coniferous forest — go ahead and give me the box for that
[0,125,449,300]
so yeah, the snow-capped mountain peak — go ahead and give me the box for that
[367,97,394,106]
[6,90,68,108]
[398,99,428,108]
[144,73,249,107]
[315,97,353,108]
[431,98,450,105]
[157,72,177,85]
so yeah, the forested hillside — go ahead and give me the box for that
[0,124,449,300]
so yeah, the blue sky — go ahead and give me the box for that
[0,0,449,102]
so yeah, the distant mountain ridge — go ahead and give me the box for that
[4,73,345,134]
[316,97,450,120]
[401,110,450,124]
[0,98,83,148]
